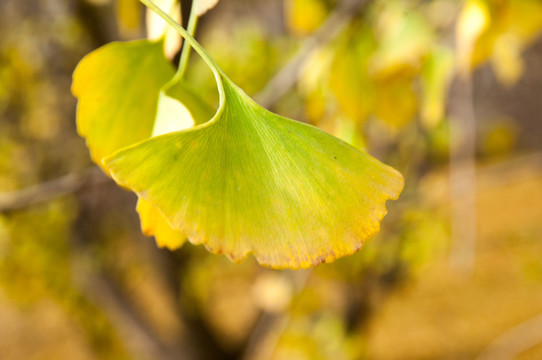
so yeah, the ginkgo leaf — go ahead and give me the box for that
[137,198,186,249]
[71,38,186,249]
[73,0,404,269]
[154,78,216,134]
[143,76,215,248]
[72,38,211,249]
[104,73,404,268]
[72,39,174,168]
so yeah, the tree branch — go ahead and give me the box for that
[0,166,108,213]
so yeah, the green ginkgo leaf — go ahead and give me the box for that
[143,72,215,248]
[100,0,403,268]
[105,73,403,268]
[75,0,404,269]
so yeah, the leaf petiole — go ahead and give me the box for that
[175,0,199,80]
[139,0,225,94]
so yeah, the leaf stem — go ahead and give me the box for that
[175,0,199,80]
[139,0,223,85]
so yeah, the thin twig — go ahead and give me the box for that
[0,166,108,212]
[254,0,368,108]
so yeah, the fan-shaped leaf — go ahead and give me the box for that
[72,39,212,249]
[137,198,186,249]
[104,76,404,269]
[143,77,215,247]
[75,1,404,268]
[72,39,174,168]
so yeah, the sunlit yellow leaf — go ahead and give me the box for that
[137,198,186,249]
[456,0,490,75]
[72,39,214,250]
[72,40,182,249]
[285,0,327,36]
[72,39,174,169]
